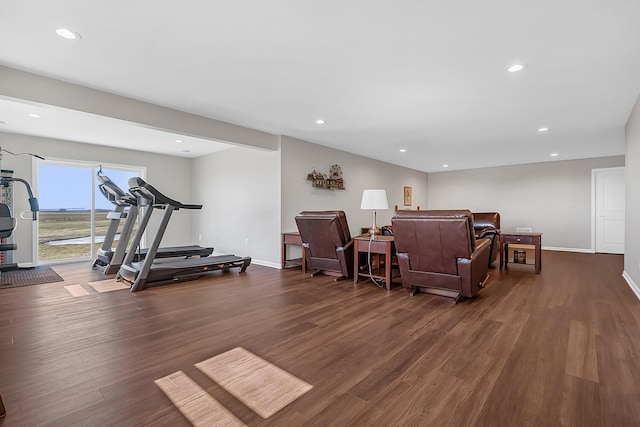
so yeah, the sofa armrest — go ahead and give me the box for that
[476,227,500,239]
[457,238,491,297]
[340,239,354,251]
[336,239,354,277]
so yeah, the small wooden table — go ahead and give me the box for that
[500,232,542,273]
[353,234,395,290]
[281,232,305,273]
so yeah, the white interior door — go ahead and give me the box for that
[594,167,625,254]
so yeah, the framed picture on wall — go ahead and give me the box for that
[404,186,412,206]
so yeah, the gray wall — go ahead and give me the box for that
[0,132,192,264]
[191,145,281,267]
[0,66,279,151]
[281,136,428,236]
[427,156,625,250]
[624,94,640,297]
[3,130,427,269]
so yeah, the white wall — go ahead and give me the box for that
[191,145,281,267]
[427,156,625,250]
[281,136,428,236]
[624,94,640,298]
[0,132,193,264]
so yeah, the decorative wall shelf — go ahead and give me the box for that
[306,164,345,190]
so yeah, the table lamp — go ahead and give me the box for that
[360,189,389,235]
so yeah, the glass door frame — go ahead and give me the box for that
[33,157,146,265]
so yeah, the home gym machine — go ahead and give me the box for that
[92,170,214,274]
[0,147,42,274]
[0,147,42,417]
[116,177,251,292]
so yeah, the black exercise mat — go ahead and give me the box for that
[0,266,64,289]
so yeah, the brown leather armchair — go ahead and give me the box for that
[472,212,501,266]
[295,211,354,278]
[391,210,491,302]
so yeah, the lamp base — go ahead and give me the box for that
[368,227,381,236]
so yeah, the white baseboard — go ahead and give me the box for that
[250,247,608,270]
[541,246,593,253]
[622,270,640,301]
[250,259,281,269]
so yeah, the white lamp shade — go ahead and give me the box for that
[360,189,389,210]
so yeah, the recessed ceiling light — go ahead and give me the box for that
[175,139,183,143]
[507,64,525,73]
[56,28,81,40]
[442,164,449,168]
[182,150,191,153]
[538,127,549,132]
[28,113,41,118]
[550,153,559,157]
[399,149,406,153]
[315,119,326,125]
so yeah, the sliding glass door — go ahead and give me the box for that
[37,160,144,263]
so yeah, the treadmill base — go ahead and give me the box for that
[118,255,252,292]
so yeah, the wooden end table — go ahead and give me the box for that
[281,232,305,273]
[353,234,395,290]
[500,232,542,273]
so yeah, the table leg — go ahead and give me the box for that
[502,242,508,270]
[535,237,541,273]
[385,243,392,290]
[281,235,286,269]
[353,240,360,284]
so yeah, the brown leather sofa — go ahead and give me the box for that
[472,212,501,266]
[391,210,491,301]
[295,211,354,278]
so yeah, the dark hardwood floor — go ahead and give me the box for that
[1,251,639,426]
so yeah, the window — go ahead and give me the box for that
[37,160,144,263]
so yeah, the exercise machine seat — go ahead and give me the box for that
[0,203,17,252]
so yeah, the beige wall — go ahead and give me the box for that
[191,145,281,267]
[3,130,426,268]
[281,136,428,237]
[624,94,640,297]
[0,132,192,264]
[3,118,633,276]
[427,156,625,250]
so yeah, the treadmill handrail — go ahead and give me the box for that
[128,177,202,210]
[97,174,137,206]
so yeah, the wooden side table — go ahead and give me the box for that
[353,235,395,290]
[500,232,542,273]
[281,232,305,273]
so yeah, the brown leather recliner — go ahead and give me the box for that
[391,210,491,302]
[295,211,354,278]
[472,212,501,266]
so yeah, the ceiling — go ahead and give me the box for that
[0,98,232,158]
[1,1,639,172]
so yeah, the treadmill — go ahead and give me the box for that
[116,177,251,292]
[92,173,214,274]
